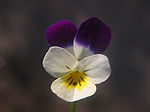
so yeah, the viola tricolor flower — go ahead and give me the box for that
[43,17,111,102]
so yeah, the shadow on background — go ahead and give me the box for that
[0,0,150,112]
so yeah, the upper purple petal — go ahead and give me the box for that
[46,20,77,47]
[75,17,111,53]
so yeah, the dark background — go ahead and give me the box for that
[0,0,150,112]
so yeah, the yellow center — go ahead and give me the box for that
[62,71,89,90]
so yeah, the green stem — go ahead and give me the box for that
[71,102,77,112]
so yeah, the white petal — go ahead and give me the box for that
[43,46,78,78]
[65,46,74,55]
[73,39,93,60]
[78,54,111,84]
[51,75,96,102]
[73,81,96,102]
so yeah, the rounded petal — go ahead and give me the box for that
[43,46,78,78]
[78,54,111,84]
[46,20,77,48]
[75,17,111,54]
[51,75,96,102]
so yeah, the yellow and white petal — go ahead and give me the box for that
[78,54,111,84]
[51,71,96,102]
[43,46,78,78]
[73,39,93,61]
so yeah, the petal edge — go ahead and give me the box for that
[79,54,111,84]
[43,46,78,78]
[75,17,111,53]
[46,20,77,48]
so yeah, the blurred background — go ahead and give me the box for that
[0,0,150,112]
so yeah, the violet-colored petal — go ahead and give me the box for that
[75,17,111,53]
[46,20,77,47]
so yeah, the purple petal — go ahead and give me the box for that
[46,20,77,47]
[75,17,111,53]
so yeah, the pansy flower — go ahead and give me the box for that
[43,17,111,102]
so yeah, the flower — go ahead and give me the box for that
[43,17,111,102]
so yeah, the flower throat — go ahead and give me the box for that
[62,71,89,90]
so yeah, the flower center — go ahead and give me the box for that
[62,71,88,90]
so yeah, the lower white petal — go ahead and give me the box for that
[51,71,96,102]
[79,54,111,84]
[43,46,78,78]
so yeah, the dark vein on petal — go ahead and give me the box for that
[84,70,89,72]
[65,65,70,69]
[68,79,73,86]
[80,76,85,82]
[66,76,72,81]
[78,79,81,86]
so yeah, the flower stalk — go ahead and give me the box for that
[71,102,76,112]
